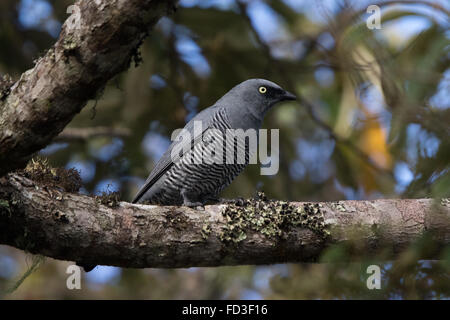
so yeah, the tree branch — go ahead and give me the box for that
[0,0,178,176]
[1,174,448,269]
[55,127,131,143]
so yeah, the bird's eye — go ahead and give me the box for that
[258,86,267,94]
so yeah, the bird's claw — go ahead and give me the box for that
[219,198,245,206]
[183,201,205,211]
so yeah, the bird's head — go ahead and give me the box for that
[218,79,297,119]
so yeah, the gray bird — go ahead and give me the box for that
[132,79,296,206]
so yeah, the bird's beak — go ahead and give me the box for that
[281,90,297,101]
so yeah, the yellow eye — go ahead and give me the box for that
[258,86,267,94]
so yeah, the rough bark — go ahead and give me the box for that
[0,0,177,176]
[0,173,448,269]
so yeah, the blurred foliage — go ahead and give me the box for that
[0,0,449,299]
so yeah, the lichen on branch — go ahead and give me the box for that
[218,192,330,243]
[21,157,82,193]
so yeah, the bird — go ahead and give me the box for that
[132,78,296,206]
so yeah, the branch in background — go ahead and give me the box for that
[0,174,449,268]
[374,0,450,17]
[54,127,131,143]
[0,0,178,177]
[237,0,395,179]
[296,96,395,178]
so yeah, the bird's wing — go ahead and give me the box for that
[131,105,222,203]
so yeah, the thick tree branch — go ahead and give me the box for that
[1,174,449,269]
[0,0,178,176]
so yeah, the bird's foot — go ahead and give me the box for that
[203,197,243,205]
[183,201,205,211]
[218,197,245,206]
[224,198,239,204]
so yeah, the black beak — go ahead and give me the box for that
[281,90,297,101]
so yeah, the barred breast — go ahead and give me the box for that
[149,108,250,205]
